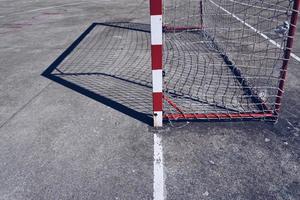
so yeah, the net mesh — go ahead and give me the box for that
[163,0,294,120]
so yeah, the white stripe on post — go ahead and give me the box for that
[151,15,163,45]
[153,111,163,127]
[152,70,163,93]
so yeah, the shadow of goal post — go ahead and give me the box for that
[149,0,300,127]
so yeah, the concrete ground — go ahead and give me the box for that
[0,0,299,199]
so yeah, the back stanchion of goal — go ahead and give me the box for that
[275,0,300,115]
[150,0,300,127]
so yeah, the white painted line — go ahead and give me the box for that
[228,0,286,13]
[151,15,163,45]
[152,70,163,93]
[0,2,86,18]
[154,133,165,200]
[208,0,300,62]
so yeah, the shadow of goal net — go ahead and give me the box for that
[150,0,299,126]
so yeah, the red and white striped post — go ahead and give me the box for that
[150,0,163,127]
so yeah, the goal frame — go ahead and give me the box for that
[150,0,300,127]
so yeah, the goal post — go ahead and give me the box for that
[150,0,164,127]
[150,0,300,127]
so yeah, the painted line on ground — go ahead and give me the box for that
[154,133,165,200]
[209,0,300,62]
[228,0,287,13]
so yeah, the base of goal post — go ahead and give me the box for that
[162,93,274,121]
[163,25,203,32]
[163,113,275,121]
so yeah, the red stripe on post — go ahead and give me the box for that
[153,92,163,111]
[150,0,162,15]
[151,45,163,70]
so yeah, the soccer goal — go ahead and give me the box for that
[150,0,300,127]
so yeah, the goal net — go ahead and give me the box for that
[150,0,299,126]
